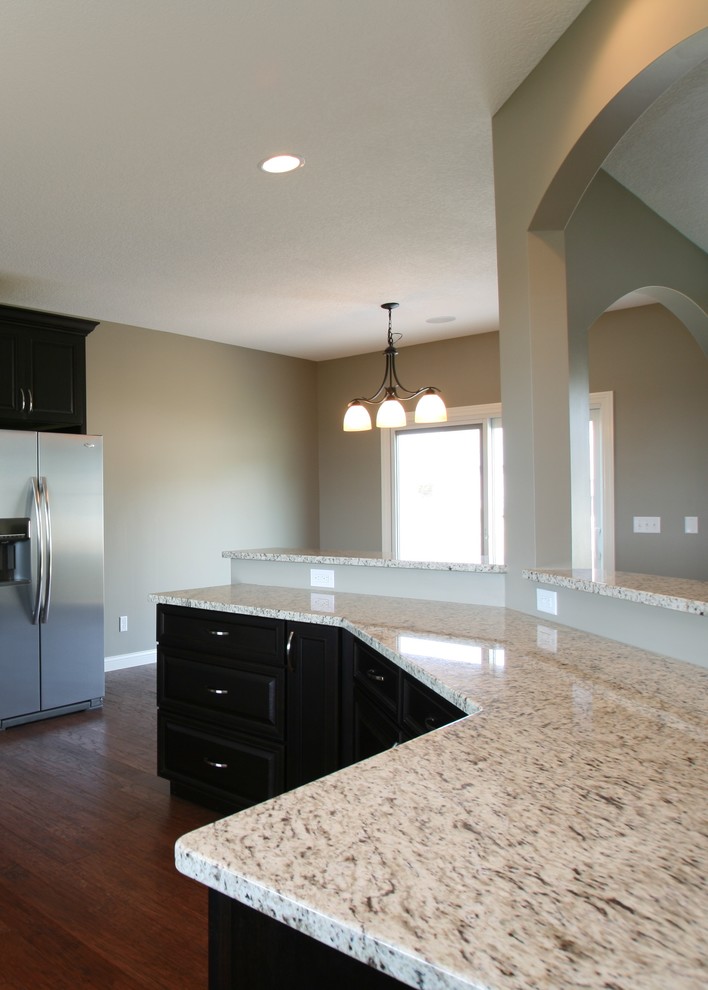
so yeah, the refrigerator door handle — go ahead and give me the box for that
[30,477,45,625]
[39,477,53,624]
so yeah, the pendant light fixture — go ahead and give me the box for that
[343,303,447,432]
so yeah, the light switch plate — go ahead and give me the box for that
[685,516,699,534]
[633,516,660,533]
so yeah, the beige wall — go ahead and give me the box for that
[493,0,708,615]
[316,332,500,551]
[86,322,319,658]
[590,305,708,580]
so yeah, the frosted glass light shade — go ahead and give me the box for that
[343,401,372,431]
[414,389,447,423]
[376,397,406,428]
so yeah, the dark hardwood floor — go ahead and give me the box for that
[0,665,221,989]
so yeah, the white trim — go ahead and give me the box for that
[589,390,615,573]
[105,649,156,672]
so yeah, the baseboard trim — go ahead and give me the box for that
[105,649,157,672]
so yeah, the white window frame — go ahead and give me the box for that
[589,391,615,573]
[381,393,614,571]
[381,403,503,562]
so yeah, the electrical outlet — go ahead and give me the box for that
[310,593,335,612]
[633,516,660,534]
[310,568,335,588]
[685,516,699,534]
[119,615,128,632]
[536,588,558,615]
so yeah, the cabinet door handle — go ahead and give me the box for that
[208,629,229,637]
[286,630,295,672]
[203,758,228,770]
[20,387,26,412]
[27,388,33,414]
[206,687,229,696]
[424,716,438,730]
[366,669,385,683]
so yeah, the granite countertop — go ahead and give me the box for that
[151,584,708,990]
[223,546,506,573]
[524,567,708,616]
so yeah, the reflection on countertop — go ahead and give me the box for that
[150,583,708,990]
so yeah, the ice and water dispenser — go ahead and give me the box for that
[0,518,30,584]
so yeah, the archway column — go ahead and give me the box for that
[493,0,708,611]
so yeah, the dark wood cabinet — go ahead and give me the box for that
[209,891,408,990]
[285,620,341,788]
[342,632,466,767]
[156,606,340,811]
[0,304,97,433]
[156,607,466,810]
[157,607,469,986]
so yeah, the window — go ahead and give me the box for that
[382,394,613,570]
[381,404,504,564]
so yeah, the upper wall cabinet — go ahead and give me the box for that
[0,305,98,434]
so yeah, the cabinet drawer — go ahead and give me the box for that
[352,687,402,764]
[157,605,284,664]
[401,677,465,737]
[158,714,285,810]
[158,650,285,739]
[352,640,400,716]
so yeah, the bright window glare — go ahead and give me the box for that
[398,635,484,664]
[396,426,483,563]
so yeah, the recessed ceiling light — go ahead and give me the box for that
[259,154,305,174]
[426,316,456,324]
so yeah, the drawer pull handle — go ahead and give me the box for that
[203,758,228,770]
[208,629,230,637]
[424,716,438,730]
[366,669,385,683]
[206,687,229,696]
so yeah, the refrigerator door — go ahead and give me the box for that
[37,433,104,710]
[0,430,41,719]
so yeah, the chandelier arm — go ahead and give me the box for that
[389,358,441,398]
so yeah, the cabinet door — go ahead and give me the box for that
[351,688,401,763]
[24,329,86,428]
[285,622,340,789]
[0,331,21,421]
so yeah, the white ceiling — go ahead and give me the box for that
[1,1,702,361]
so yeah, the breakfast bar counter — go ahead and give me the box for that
[150,583,708,990]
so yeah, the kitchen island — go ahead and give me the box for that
[150,583,708,990]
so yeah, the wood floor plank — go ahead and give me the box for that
[0,665,220,989]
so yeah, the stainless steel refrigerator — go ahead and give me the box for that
[0,430,104,729]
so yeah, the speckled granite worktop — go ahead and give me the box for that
[524,567,708,616]
[224,546,505,572]
[150,584,708,990]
